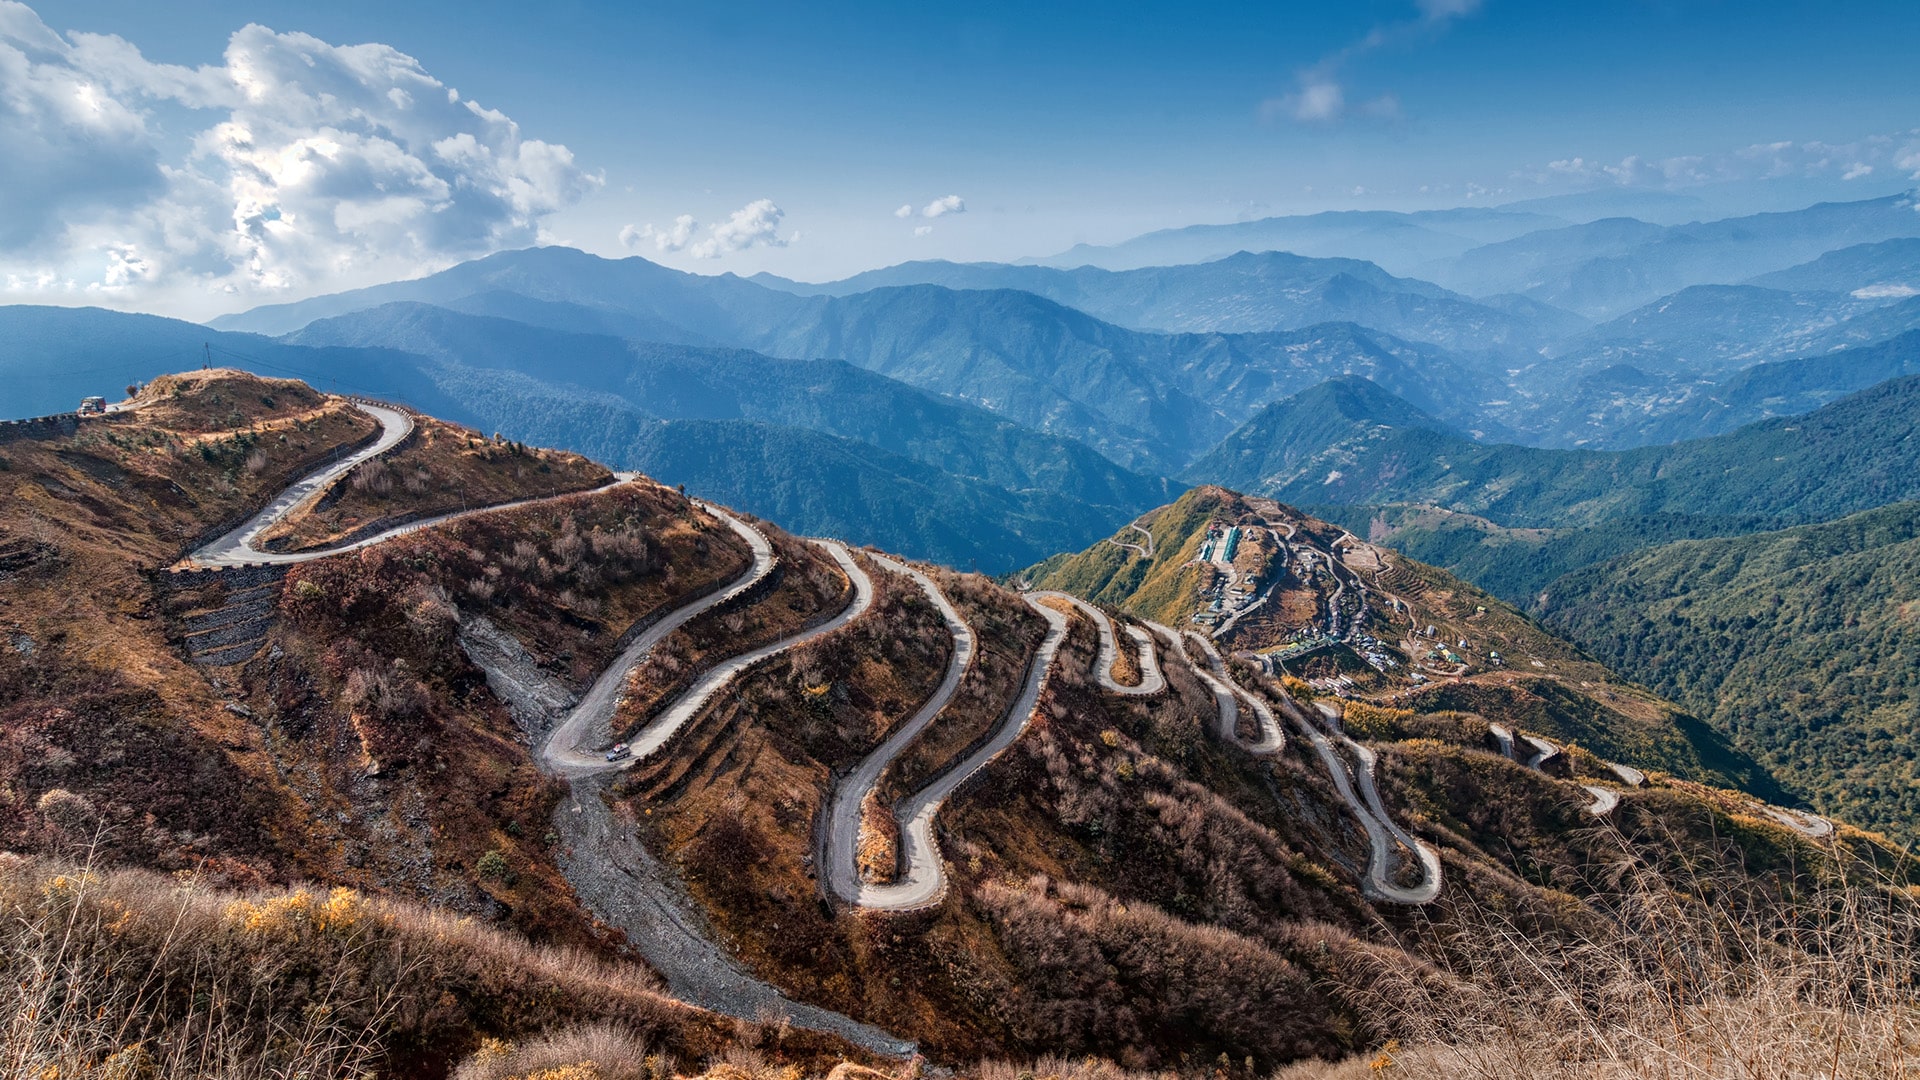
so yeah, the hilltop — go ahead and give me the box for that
[1022,485,1773,794]
[1192,372,1920,601]
[1,370,1910,1075]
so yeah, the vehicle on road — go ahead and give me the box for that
[605,742,629,761]
[78,396,106,414]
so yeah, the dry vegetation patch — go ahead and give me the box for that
[260,415,613,552]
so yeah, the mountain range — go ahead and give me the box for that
[9,181,1920,1075]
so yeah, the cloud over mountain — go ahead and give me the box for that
[0,2,598,311]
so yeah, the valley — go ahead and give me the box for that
[7,371,1901,1074]
[8,4,1920,1075]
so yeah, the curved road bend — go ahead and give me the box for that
[824,555,976,909]
[1182,630,1284,753]
[1487,722,1517,760]
[1029,591,1164,695]
[1489,723,1626,817]
[843,596,1071,912]
[1766,807,1835,839]
[1609,762,1647,787]
[563,538,876,773]
[1522,735,1561,772]
[186,409,911,1053]
[540,504,779,774]
[1280,698,1441,904]
[191,402,413,565]
[188,400,640,569]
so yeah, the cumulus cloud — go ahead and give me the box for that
[920,194,966,218]
[893,203,913,218]
[1261,0,1478,126]
[621,214,696,252]
[0,2,599,311]
[913,224,934,237]
[689,199,787,259]
[618,200,794,260]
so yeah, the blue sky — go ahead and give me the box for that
[7,0,1920,316]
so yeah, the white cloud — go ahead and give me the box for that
[1524,130,1920,192]
[893,203,913,218]
[921,194,966,218]
[0,2,599,312]
[913,224,934,237]
[1260,0,1478,127]
[688,198,787,259]
[1852,283,1919,299]
[621,214,697,252]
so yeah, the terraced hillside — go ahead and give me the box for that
[0,370,1906,1076]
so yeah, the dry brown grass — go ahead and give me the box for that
[0,850,778,1078]
[857,789,901,884]
[1282,822,1920,1079]
[259,415,612,552]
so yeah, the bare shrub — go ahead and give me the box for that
[454,1023,654,1080]
[1321,822,1920,1079]
[857,790,900,884]
[243,448,269,476]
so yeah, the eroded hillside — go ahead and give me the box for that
[1,371,1910,1077]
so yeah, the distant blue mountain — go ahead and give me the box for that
[1,302,1174,572]
[1019,206,1567,276]
[207,247,1512,472]
[749,249,1588,352]
[1428,192,1920,317]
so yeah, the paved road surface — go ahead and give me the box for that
[1105,522,1155,559]
[1609,762,1647,787]
[1522,735,1561,771]
[1581,785,1621,815]
[824,555,977,910]
[570,538,875,772]
[1284,699,1441,904]
[540,505,779,775]
[1488,723,1627,817]
[841,595,1071,912]
[1766,807,1835,838]
[187,401,636,569]
[1179,630,1284,753]
[190,402,414,565]
[1030,591,1164,695]
[197,411,910,1054]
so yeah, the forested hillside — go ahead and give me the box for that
[1538,502,1920,841]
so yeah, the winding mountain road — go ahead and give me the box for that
[824,555,976,910]
[1488,723,1626,817]
[836,595,1071,911]
[1766,807,1835,838]
[1105,522,1156,559]
[540,505,780,774]
[1030,591,1164,695]
[1179,630,1284,753]
[190,402,414,566]
[1286,699,1441,904]
[188,403,914,1054]
[580,537,874,772]
[187,400,635,568]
